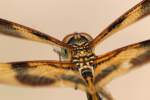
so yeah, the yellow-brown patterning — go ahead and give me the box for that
[0,0,150,100]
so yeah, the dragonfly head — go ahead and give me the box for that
[62,32,93,47]
[60,32,93,60]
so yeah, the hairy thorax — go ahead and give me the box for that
[62,32,97,79]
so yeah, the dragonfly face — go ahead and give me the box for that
[63,32,97,79]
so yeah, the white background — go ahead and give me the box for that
[0,0,150,100]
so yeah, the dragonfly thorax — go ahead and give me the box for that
[71,46,96,66]
[63,32,96,72]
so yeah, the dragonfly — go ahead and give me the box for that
[0,0,149,100]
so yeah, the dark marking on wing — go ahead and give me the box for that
[0,60,87,90]
[0,18,72,49]
[32,31,49,40]
[102,16,125,39]
[90,0,150,47]
[0,18,12,27]
[94,39,150,89]
[95,39,150,68]
[11,62,28,73]
[108,16,125,31]
[94,65,118,84]
[11,62,53,86]
[130,50,150,66]
[10,60,78,71]
[0,19,20,38]
[143,0,150,12]
[141,39,150,47]
[16,74,55,86]
[60,75,86,85]
[130,40,150,66]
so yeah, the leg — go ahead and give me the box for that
[53,48,62,61]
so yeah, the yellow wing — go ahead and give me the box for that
[0,18,72,49]
[93,39,150,91]
[0,60,86,91]
[90,0,150,47]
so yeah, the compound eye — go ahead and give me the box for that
[80,33,93,42]
[62,32,93,45]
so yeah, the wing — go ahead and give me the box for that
[0,18,72,49]
[0,60,86,91]
[90,0,150,47]
[93,39,150,91]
